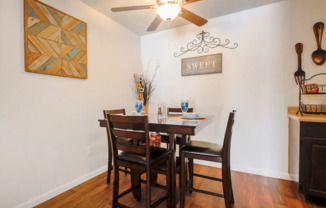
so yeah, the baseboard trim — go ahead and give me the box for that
[195,160,294,181]
[232,165,293,181]
[15,166,107,208]
[288,173,299,182]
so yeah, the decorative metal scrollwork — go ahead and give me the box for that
[174,30,238,57]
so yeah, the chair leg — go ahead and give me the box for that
[131,170,141,201]
[112,165,119,208]
[107,142,112,184]
[226,164,234,204]
[151,172,158,182]
[229,176,234,204]
[107,167,111,184]
[180,152,186,208]
[179,159,188,189]
[222,167,232,208]
[166,158,171,208]
[179,168,182,189]
[146,169,151,208]
[188,158,194,194]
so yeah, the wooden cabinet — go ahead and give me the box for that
[299,122,326,198]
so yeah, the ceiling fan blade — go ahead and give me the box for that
[179,7,207,26]
[147,15,162,32]
[111,5,153,12]
[184,0,201,4]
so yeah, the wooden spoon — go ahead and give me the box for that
[294,43,305,85]
[312,22,326,65]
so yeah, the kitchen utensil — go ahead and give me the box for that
[312,22,326,65]
[294,43,306,85]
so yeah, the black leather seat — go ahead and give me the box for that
[118,147,169,165]
[180,140,223,160]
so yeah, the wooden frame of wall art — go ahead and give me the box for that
[24,0,87,79]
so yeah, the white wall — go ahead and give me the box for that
[0,0,140,207]
[141,0,326,180]
[1,0,326,207]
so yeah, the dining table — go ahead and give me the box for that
[99,114,212,208]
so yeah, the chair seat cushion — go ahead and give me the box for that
[180,140,223,159]
[118,147,171,166]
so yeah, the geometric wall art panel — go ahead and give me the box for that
[24,0,87,79]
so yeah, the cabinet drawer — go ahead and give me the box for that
[301,122,326,138]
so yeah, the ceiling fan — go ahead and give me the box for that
[111,0,208,32]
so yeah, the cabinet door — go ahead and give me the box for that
[300,122,326,198]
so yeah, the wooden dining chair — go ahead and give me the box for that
[103,109,132,184]
[180,110,236,208]
[107,114,172,208]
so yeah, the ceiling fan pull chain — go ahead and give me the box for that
[168,21,171,50]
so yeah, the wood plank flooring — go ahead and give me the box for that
[35,164,326,208]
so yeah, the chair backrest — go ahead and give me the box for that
[222,110,236,169]
[107,114,150,160]
[103,109,126,118]
[103,109,126,145]
[167,107,194,115]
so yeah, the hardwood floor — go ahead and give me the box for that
[35,164,326,208]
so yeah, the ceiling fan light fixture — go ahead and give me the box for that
[157,3,181,21]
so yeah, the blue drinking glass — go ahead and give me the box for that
[181,99,189,114]
[135,100,143,113]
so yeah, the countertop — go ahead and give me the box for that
[287,106,326,123]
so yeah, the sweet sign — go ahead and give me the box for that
[181,54,222,76]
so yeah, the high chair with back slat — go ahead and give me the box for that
[102,109,132,184]
[180,110,236,208]
[107,114,172,208]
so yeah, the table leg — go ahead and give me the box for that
[181,134,187,147]
[181,134,188,189]
[169,133,176,208]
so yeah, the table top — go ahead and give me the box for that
[99,115,212,135]
[148,115,212,135]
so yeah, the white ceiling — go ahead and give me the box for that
[80,0,283,36]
